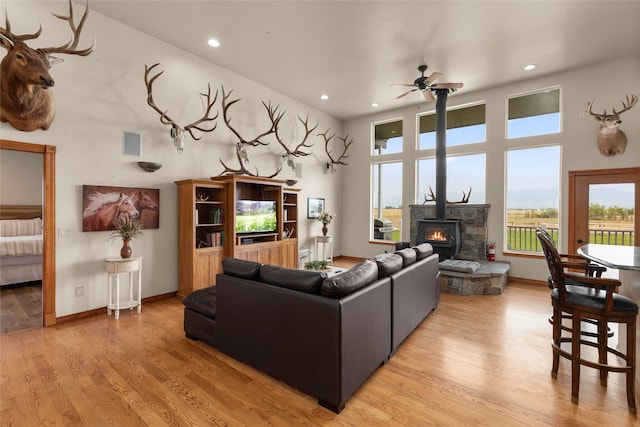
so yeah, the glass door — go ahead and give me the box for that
[569,168,639,255]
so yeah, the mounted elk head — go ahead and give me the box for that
[275,114,318,172]
[218,86,282,177]
[144,63,218,154]
[586,94,638,156]
[319,130,354,173]
[0,0,95,131]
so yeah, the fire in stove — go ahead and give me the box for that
[416,219,462,260]
[428,230,448,241]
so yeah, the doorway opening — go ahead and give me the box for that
[0,139,56,328]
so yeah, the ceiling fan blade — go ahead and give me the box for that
[431,82,464,89]
[393,88,417,100]
[422,89,435,102]
[425,72,442,85]
[391,83,418,87]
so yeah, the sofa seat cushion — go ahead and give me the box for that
[374,253,403,279]
[182,286,217,319]
[259,264,327,295]
[222,257,261,280]
[413,243,434,260]
[395,248,417,267]
[321,259,378,298]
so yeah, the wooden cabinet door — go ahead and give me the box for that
[282,238,298,269]
[194,249,224,290]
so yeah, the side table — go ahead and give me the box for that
[105,257,143,319]
[315,235,333,263]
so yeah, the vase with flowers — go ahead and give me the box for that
[317,211,335,236]
[107,216,143,258]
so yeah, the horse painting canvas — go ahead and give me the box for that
[82,185,160,232]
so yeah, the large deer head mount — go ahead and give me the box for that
[586,93,638,156]
[144,63,218,154]
[319,130,354,173]
[0,0,95,131]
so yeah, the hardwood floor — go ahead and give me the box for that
[0,282,42,334]
[1,280,637,425]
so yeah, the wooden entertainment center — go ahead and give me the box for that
[175,175,299,296]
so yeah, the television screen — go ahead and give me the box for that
[236,200,277,233]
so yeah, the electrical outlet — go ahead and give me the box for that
[74,286,84,297]
[58,228,71,238]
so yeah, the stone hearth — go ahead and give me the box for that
[439,261,510,295]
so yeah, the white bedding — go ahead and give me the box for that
[0,235,43,256]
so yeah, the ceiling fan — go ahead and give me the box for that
[393,65,463,102]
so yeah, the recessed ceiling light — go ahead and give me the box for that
[524,64,536,71]
[321,94,329,100]
[371,102,379,107]
[207,38,220,47]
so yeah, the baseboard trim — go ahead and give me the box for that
[55,291,178,324]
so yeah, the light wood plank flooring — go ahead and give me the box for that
[1,281,637,425]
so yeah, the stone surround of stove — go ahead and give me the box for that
[409,204,489,260]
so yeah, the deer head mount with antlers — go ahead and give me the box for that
[586,93,638,156]
[0,0,95,132]
[319,130,354,173]
[144,63,218,154]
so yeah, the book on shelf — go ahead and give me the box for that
[205,231,225,247]
[208,208,223,224]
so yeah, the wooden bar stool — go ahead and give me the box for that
[537,230,638,414]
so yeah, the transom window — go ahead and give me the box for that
[373,119,403,155]
[507,87,561,139]
[418,103,486,150]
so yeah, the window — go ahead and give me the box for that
[418,103,486,150]
[373,119,403,155]
[505,146,561,252]
[507,88,561,139]
[417,154,486,204]
[372,161,402,241]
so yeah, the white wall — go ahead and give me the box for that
[0,151,42,204]
[342,55,640,282]
[1,2,342,316]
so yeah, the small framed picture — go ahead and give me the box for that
[307,197,325,219]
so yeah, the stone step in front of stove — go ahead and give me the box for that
[439,260,510,295]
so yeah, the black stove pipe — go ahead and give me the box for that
[435,89,448,220]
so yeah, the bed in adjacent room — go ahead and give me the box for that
[0,206,43,286]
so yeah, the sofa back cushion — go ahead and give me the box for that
[321,259,378,298]
[413,243,434,260]
[259,265,327,295]
[395,248,417,267]
[374,253,403,279]
[221,258,262,281]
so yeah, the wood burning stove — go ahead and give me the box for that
[417,219,461,260]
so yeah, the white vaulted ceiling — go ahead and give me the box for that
[81,0,640,120]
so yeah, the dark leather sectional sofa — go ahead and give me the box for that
[182,243,440,413]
